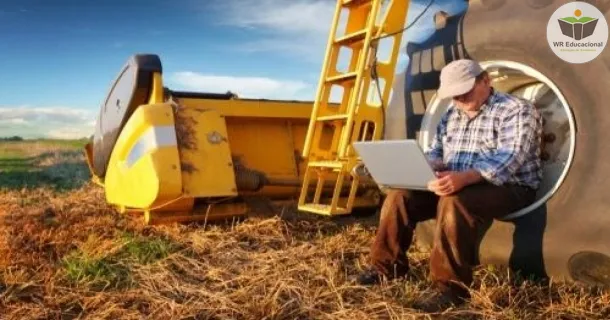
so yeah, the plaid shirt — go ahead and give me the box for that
[426,89,543,189]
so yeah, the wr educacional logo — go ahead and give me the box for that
[546,2,608,64]
[557,9,598,40]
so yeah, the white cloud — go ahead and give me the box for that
[0,106,93,123]
[213,0,431,68]
[169,72,313,100]
[212,0,333,60]
[220,0,334,35]
[0,106,95,139]
[0,118,28,125]
[47,127,93,140]
[180,0,450,104]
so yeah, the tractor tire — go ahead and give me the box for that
[405,0,610,285]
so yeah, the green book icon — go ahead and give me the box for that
[558,15,599,40]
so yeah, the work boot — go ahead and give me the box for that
[355,267,411,286]
[356,268,386,286]
[411,289,466,313]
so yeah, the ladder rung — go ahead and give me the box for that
[308,160,344,169]
[299,203,349,215]
[317,114,349,121]
[335,29,367,46]
[326,72,358,85]
[342,0,371,7]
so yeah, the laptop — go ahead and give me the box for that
[353,140,436,190]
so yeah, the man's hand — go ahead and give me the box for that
[427,170,483,196]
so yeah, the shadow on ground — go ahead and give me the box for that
[177,194,383,243]
[0,151,91,191]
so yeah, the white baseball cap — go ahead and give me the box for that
[437,59,485,99]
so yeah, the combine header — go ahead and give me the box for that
[83,54,383,224]
[84,0,409,224]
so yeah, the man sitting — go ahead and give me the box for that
[357,59,544,312]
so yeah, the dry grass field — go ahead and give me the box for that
[1,140,609,319]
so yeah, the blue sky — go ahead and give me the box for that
[0,0,466,138]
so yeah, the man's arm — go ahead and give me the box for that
[472,100,542,185]
[424,110,449,171]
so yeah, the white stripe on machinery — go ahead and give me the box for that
[126,126,177,167]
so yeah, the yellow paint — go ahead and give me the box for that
[575,9,582,17]
[148,72,165,104]
[176,97,315,119]
[104,102,182,209]
[226,118,304,179]
[174,97,325,199]
[176,106,238,198]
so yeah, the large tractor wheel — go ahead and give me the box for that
[392,0,610,285]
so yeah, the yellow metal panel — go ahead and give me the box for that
[163,95,334,199]
[176,97,315,119]
[176,106,238,198]
[105,103,182,209]
[226,118,303,178]
[171,96,337,192]
[106,154,161,207]
[148,72,165,104]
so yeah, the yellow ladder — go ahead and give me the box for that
[298,0,410,216]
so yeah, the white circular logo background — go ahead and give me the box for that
[547,2,608,64]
